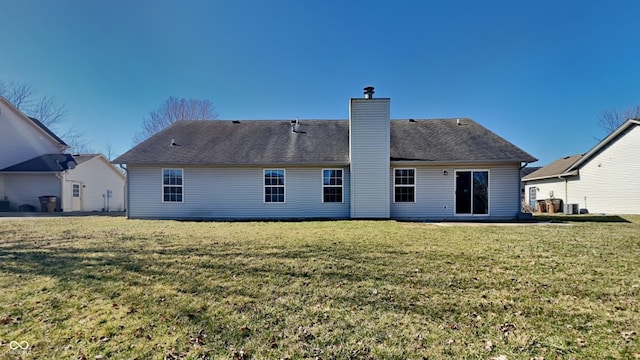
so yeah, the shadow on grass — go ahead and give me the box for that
[534,214,631,223]
[0,239,437,317]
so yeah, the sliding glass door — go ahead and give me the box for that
[455,170,489,215]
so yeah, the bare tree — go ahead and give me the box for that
[133,96,219,144]
[61,128,93,154]
[104,143,116,161]
[0,80,67,128]
[598,105,640,135]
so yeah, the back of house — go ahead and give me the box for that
[114,87,536,220]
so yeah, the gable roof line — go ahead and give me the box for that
[73,154,127,180]
[27,116,68,147]
[0,97,68,148]
[567,118,640,172]
[522,169,579,182]
[523,119,640,181]
[522,153,583,181]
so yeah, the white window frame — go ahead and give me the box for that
[264,169,286,204]
[393,168,416,203]
[72,184,81,198]
[322,168,344,203]
[162,168,184,203]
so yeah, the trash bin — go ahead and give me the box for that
[39,196,57,212]
[546,200,555,214]
[537,200,547,213]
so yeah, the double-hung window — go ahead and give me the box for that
[322,169,343,203]
[264,169,285,203]
[394,168,415,202]
[163,168,183,202]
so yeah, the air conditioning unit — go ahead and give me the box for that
[564,203,578,215]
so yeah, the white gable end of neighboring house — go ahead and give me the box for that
[568,121,640,214]
[62,155,126,212]
[523,119,640,214]
[0,97,66,169]
[0,97,126,213]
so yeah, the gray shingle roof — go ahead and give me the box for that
[113,119,536,165]
[522,154,583,180]
[391,118,536,162]
[521,166,542,178]
[0,154,76,172]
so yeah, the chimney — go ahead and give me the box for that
[363,86,375,99]
[349,86,390,218]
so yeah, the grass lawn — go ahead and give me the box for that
[1,216,639,359]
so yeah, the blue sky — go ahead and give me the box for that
[2,0,639,166]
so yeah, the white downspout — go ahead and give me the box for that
[55,171,66,212]
[564,178,568,210]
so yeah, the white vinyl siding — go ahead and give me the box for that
[524,179,566,211]
[2,174,60,211]
[391,164,522,220]
[127,166,350,219]
[569,125,640,214]
[62,156,126,212]
[349,98,391,218]
[524,124,640,214]
[486,166,523,218]
[0,100,63,170]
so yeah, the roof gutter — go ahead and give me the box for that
[390,159,531,166]
[522,170,578,182]
[116,162,352,167]
[0,171,64,174]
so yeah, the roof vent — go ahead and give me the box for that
[171,139,180,146]
[363,86,375,99]
[409,118,416,122]
[232,120,240,124]
[291,118,300,133]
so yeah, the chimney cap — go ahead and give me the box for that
[363,86,375,99]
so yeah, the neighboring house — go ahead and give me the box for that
[62,154,126,212]
[113,87,536,220]
[519,166,541,206]
[523,119,640,214]
[0,97,125,212]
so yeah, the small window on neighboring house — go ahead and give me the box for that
[72,184,80,198]
[322,169,343,203]
[394,168,415,202]
[264,169,285,203]
[163,168,183,202]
